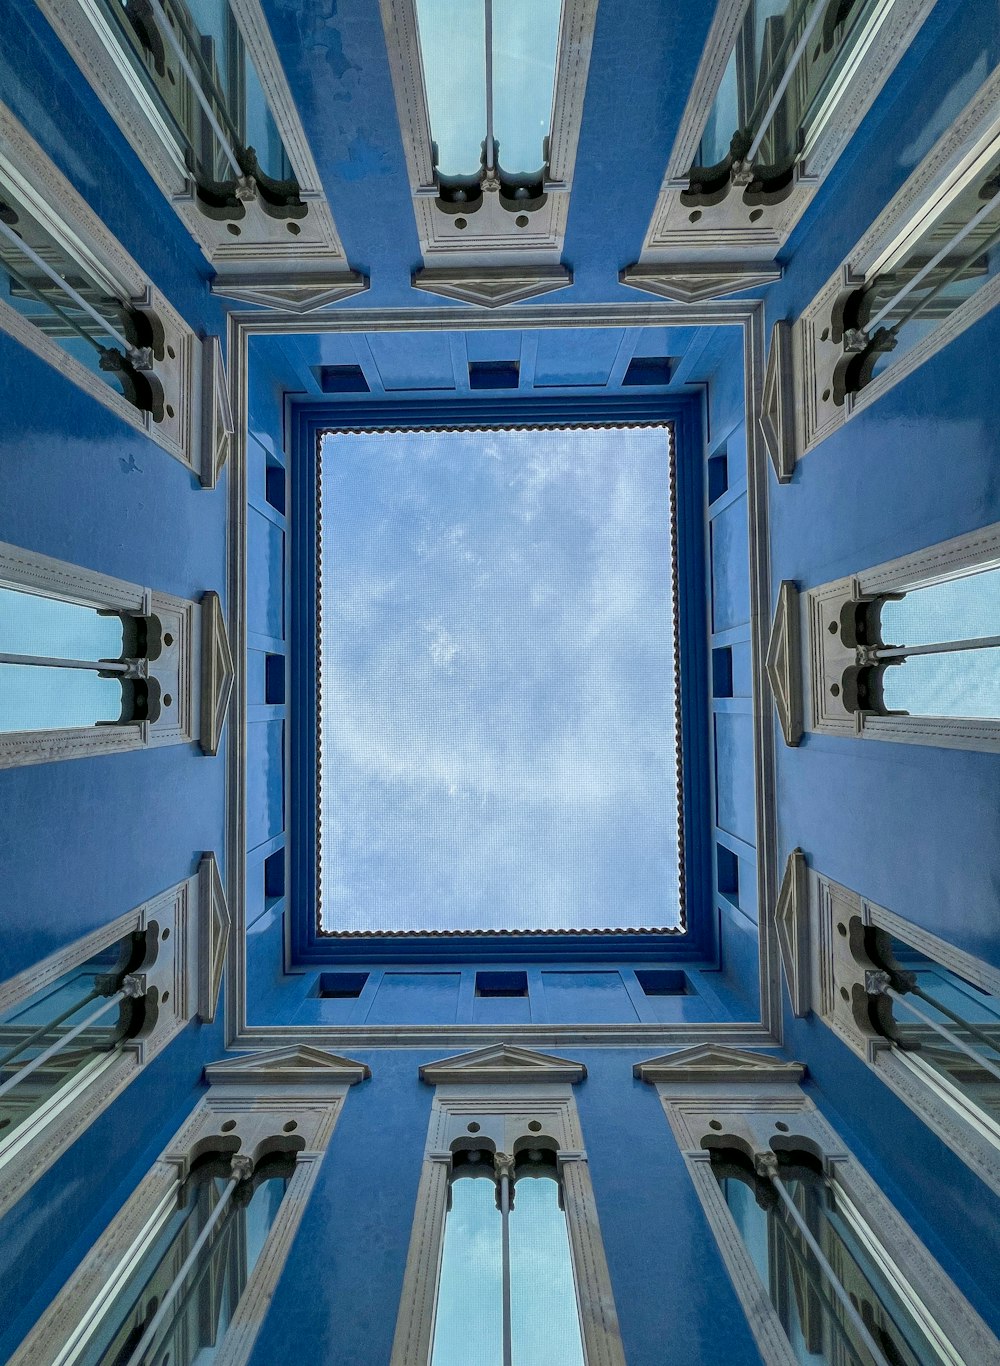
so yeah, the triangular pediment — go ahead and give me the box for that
[197,851,230,1024]
[412,266,572,308]
[210,272,369,313]
[199,591,235,758]
[205,1045,370,1087]
[633,1044,804,1086]
[760,320,796,482]
[620,263,782,303]
[420,1043,585,1086]
[766,580,803,747]
[775,849,811,1017]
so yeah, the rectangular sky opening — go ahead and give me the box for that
[318,425,682,935]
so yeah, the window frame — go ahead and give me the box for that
[0,858,229,1221]
[636,1045,1000,1366]
[796,521,1000,751]
[5,1043,368,1366]
[780,858,1000,1199]
[390,1044,625,1366]
[0,100,229,483]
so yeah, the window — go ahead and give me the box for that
[7,1046,369,1366]
[0,101,208,475]
[789,66,1000,462]
[799,866,1000,1197]
[0,870,212,1221]
[629,0,935,263]
[638,1046,1000,1366]
[802,522,1000,750]
[475,971,528,998]
[432,1144,585,1366]
[414,0,560,217]
[391,1046,624,1366]
[0,540,204,768]
[634,969,687,996]
[0,584,162,733]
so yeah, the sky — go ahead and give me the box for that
[318,425,683,934]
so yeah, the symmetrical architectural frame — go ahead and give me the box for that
[635,1043,1000,1365]
[793,520,1000,751]
[0,539,235,768]
[7,1043,369,1366]
[624,0,938,294]
[765,64,1000,470]
[776,854,1000,1199]
[377,0,598,304]
[32,0,366,310]
[390,1043,624,1366]
[0,856,229,1220]
[0,100,229,482]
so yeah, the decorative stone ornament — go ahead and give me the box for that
[204,1044,371,1089]
[633,1043,805,1087]
[774,849,810,1017]
[620,263,781,303]
[760,321,796,483]
[765,580,803,747]
[419,1043,587,1087]
[197,851,231,1024]
[411,266,573,308]
[200,590,235,757]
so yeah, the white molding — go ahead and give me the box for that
[759,320,795,483]
[210,272,369,313]
[390,1076,624,1366]
[0,876,200,1220]
[621,263,781,302]
[653,1073,1000,1366]
[804,523,1000,750]
[7,1051,364,1366]
[634,1044,804,1087]
[794,67,1000,461]
[765,580,802,747]
[412,265,573,307]
[222,298,782,1053]
[201,335,234,489]
[204,1043,370,1088]
[377,0,597,264]
[0,540,199,768]
[419,1043,586,1087]
[774,849,810,1017]
[33,0,359,280]
[0,101,201,472]
[637,0,938,262]
[200,589,236,757]
[198,851,231,1023]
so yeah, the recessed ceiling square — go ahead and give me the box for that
[318,425,682,935]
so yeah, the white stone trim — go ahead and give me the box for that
[793,66,1000,460]
[0,539,201,768]
[804,521,1000,750]
[222,298,782,1052]
[0,874,204,1220]
[390,1053,624,1366]
[32,0,359,283]
[377,0,597,266]
[0,100,203,472]
[6,1045,366,1366]
[804,866,1000,1198]
[651,1067,1000,1365]
[635,0,937,263]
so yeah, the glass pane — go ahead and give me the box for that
[886,937,1000,1123]
[867,153,1000,379]
[0,585,123,660]
[414,0,487,178]
[881,646,1000,718]
[493,0,562,177]
[0,176,126,382]
[510,1176,585,1366]
[78,1171,287,1366]
[0,939,130,1146]
[880,567,1000,647]
[431,1176,503,1366]
[721,1171,942,1365]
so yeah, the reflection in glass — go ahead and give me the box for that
[691,0,892,201]
[0,585,126,732]
[0,930,148,1146]
[76,1153,292,1366]
[869,933,1000,1129]
[431,1151,585,1366]
[716,1152,941,1365]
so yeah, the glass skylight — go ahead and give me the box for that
[318,425,683,935]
